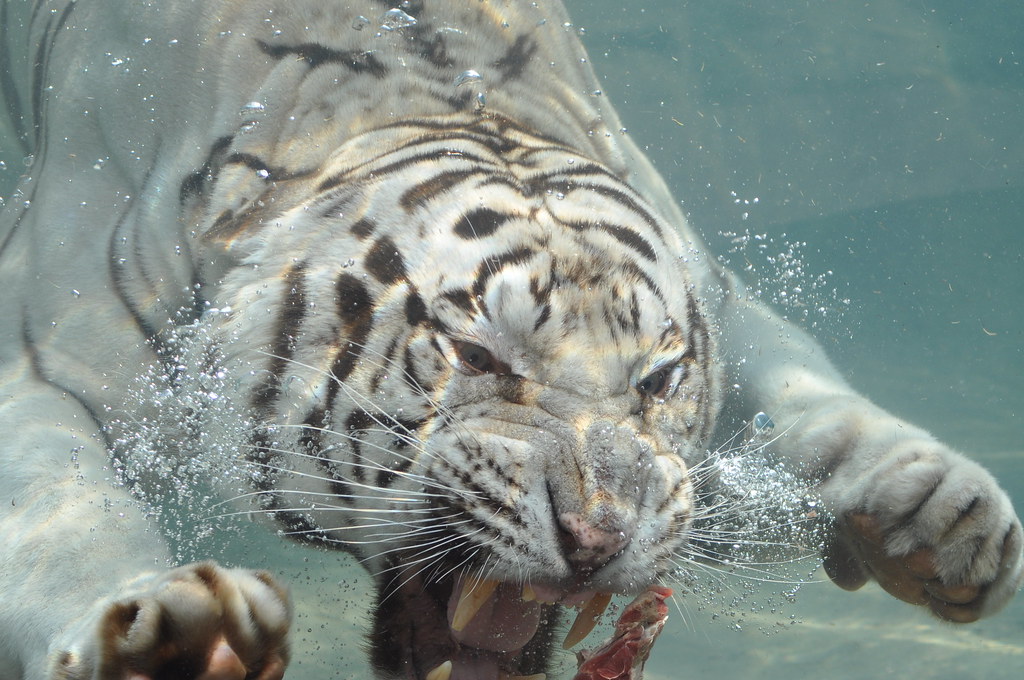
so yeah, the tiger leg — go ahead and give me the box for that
[715,286,1024,619]
[0,372,291,680]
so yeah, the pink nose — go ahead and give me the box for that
[558,512,631,571]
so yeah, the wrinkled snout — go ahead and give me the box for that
[548,419,656,572]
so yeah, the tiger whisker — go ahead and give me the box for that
[322,339,490,454]
[240,447,472,499]
[239,457,447,501]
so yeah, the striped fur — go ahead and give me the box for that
[1,1,1020,679]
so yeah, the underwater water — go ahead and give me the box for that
[1,1,1021,679]
[573,2,1024,679]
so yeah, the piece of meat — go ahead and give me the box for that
[572,586,672,680]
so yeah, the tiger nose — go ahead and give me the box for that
[557,511,632,571]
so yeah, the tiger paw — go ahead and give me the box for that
[823,443,1024,622]
[48,562,291,680]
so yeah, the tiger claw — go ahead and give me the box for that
[194,639,247,680]
[49,563,291,680]
[833,511,1006,622]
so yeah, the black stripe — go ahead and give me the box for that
[272,507,332,548]
[210,209,234,232]
[529,273,552,305]
[685,292,709,361]
[655,477,691,515]
[493,34,539,81]
[540,179,665,240]
[399,168,480,211]
[529,160,620,182]
[350,217,377,240]
[374,417,423,489]
[107,158,198,368]
[599,223,658,261]
[247,430,278,494]
[109,199,162,348]
[533,303,551,332]
[0,178,37,258]
[225,152,283,181]
[179,135,233,204]
[30,1,75,149]
[317,147,494,196]
[472,246,536,298]
[402,343,434,395]
[325,273,375,407]
[371,111,566,154]
[404,288,428,325]
[454,207,512,239]
[630,291,641,330]
[475,175,525,195]
[29,15,51,148]
[201,187,277,242]
[342,409,379,484]
[0,2,29,152]
[256,39,388,77]
[565,220,658,261]
[440,288,477,315]
[20,312,109,444]
[251,262,309,412]
[419,32,453,68]
[620,260,663,302]
[369,335,402,393]
[364,235,407,284]
[297,407,357,503]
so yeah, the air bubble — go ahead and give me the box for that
[752,412,775,435]
[380,8,417,31]
[454,69,483,87]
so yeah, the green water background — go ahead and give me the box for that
[577,2,1024,678]
[1,1,1021,678]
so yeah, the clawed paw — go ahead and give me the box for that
[823,446,1024,622]
[50,562,291,680]
[826,514,993,622]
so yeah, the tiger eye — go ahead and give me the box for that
[452,340,505,375]
[637,368,671,399]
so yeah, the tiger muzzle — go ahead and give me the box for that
[548,419,654,574]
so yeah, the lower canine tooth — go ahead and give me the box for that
[562,591,613,649]
[451,576,500,631]
[522,583,536,602]
[425,661,453,680]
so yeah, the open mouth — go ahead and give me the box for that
[412,574,616,680]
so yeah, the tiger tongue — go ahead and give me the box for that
[447,580,542,652]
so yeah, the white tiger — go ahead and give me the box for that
[0,1,1020,679]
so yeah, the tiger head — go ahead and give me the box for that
[198,114,720,678]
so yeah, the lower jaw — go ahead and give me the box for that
[428,620,558,680]
[371,574,611,680]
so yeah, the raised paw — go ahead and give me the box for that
[823,445,1024,622]
[50,562,291,680]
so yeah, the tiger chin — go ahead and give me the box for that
[0,1,1020,680]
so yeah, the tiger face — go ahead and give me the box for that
[202,114,718,677]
